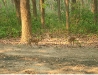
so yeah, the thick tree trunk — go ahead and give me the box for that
[14,0,21,23]
[40,0,45,28]
[20,0,32,44]
[32,0,37,18]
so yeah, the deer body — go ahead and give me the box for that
[68,36,76,46]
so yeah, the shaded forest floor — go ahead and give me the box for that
[0,36,98,74]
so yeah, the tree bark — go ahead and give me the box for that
[92,0,98,25]
[64,0,69,33]
[14,0,21,23]
[71,0,76,11]
[57,0,61,20]
[11,0,14,5]
[2,0,6,6]
[40,0,45,28]
[20,0,32,44]
[32,0,37,18]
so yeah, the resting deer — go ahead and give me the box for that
[27,36,42,46]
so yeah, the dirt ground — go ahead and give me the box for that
[0,37,98,74]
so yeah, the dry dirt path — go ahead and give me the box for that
[0,43,98,74]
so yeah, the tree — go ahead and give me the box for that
[2,0,6,6]
[81,0,84,8]
[71,0,76,11]
[71,0,80,25]
[11,0,14,5]
[14,0,21,23]
[31,0,37,18]
[40,0,45,28]
[64,0,69,34]
[20,0,32,44]
[71,0,77,25]
[57,0,61,20]
[92,0,98,25]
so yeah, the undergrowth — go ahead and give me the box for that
[0,2,98,39]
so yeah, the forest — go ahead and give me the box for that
[0,0,98,44]
[0,0,98,74]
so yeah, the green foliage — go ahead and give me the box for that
[31,18,42,34]
[0,0,98,39]
[45,13,65,30]
[69,7,98,34]
[0,4,21,38]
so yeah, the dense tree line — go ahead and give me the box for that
[0,0,98,44]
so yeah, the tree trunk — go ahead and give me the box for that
[92,0,98,25]
[40,0,45,28]
[71,0,80,25]
[81,0,84,5]
[11,0,14,5]
[14,0,21,23]
[71,0,76,11]
[31,0,37,18]
[20,0,32,44]
[57,0,61,20]
[64,0,69,33]
[81,0,84,8]
[2,0,6,6]
[71,0,76,16]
